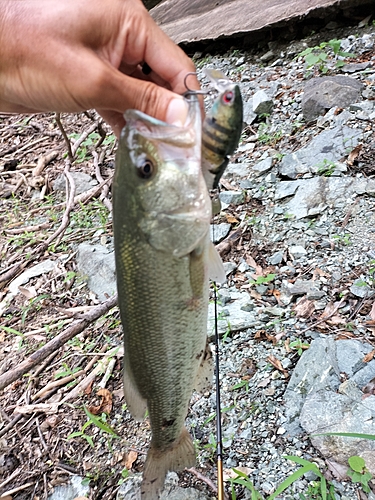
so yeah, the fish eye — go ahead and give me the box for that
[222,90,234,105]
[137,159,154,179]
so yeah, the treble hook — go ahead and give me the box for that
[183,72,213,98]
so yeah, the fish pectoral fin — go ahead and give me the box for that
[194,338,213,393]
[123,361,147,421]
[141,427,195,499]
[208,241,226,284]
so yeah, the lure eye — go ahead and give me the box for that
[137,159,154,179]
[222,90,234,105]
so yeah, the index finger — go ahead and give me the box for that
[143,12,201,95]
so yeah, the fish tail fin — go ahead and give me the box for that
[141,427,195,499]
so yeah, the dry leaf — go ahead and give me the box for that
[370,301,375,321]
[254,330,267,341]
[18,285,38,299]
[267,355,289,377]
[249,289,262,300]
[225,214,239,224]
[257,378,271,388]
[319,301,338,319]
[347,144,362,166]
[88,388,113,415]
[223,466,253,481]
[312,267,329,280]
[326,315,346,326]
[326,459,349,481]
[125,450,138,470]
[84,380,94,395]
[245,255,263,277]
[294,297,315,318]
[363,376,375,394]
[363,350,375,363]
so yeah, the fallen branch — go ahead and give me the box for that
[55,113,73,161]
[33,151,59,177]
[0,295,118,392]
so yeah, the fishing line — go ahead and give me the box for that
[212,211,225,500]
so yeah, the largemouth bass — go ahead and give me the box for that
[113,96,224,499]
[202,69,243,189]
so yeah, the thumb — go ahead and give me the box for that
[96,70,189,136]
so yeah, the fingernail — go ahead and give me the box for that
[166,97,189,126]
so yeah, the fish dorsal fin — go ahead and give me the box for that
[208,241,226,284]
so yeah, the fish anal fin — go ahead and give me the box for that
[123,360,147,421]
[194,339,213,393]
[141,427,195,500]
[208,241,226,284]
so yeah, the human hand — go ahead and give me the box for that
[0,0,199,136]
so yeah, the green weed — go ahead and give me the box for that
[250,274,276,286]
[298,39,355,74]
[316,159,336,176]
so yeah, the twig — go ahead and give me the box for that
[0,467,22,490]
[55,113,73,162]
[0,482,34,497]
[4,222,50,235]
[93,151,112,212]
[187,467,229,499]
[35,417,49,453]
[339,198,359,229]
[32,348,103,400]
[0,295,117,391]
[0,137,47,158]
[33,151,59,177]
[98,357,116,389]
[61,345,122,403]
[53,161,75,247]
[71,122,98,156]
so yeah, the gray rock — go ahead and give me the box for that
[208,291,260,336]
[53,172,98,195]
[350,279,375,298]
[287,279,320,296]
[284,337,340,436]
[336,339,373,377]
[288,246,307,259]
[252,157,273,176]
[76,243,116,301]
[285,338,375,472]
[342,61,370,73]
[274,177,375,219]
[300,390,375,475]
[260,50,275,62]
[225,162,252,178]
[302,76,364,121]
[219,190,245,205]
[252,90,273,115]
[47,475,89,500]
[269,251,284,265]
[243,99,257,125]
[210,223,231,243]
[278,125,362,179]
[223,262,237,276]
[117,472,209,500]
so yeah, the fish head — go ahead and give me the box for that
[116,97,211,257]
[211,83,243,136]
